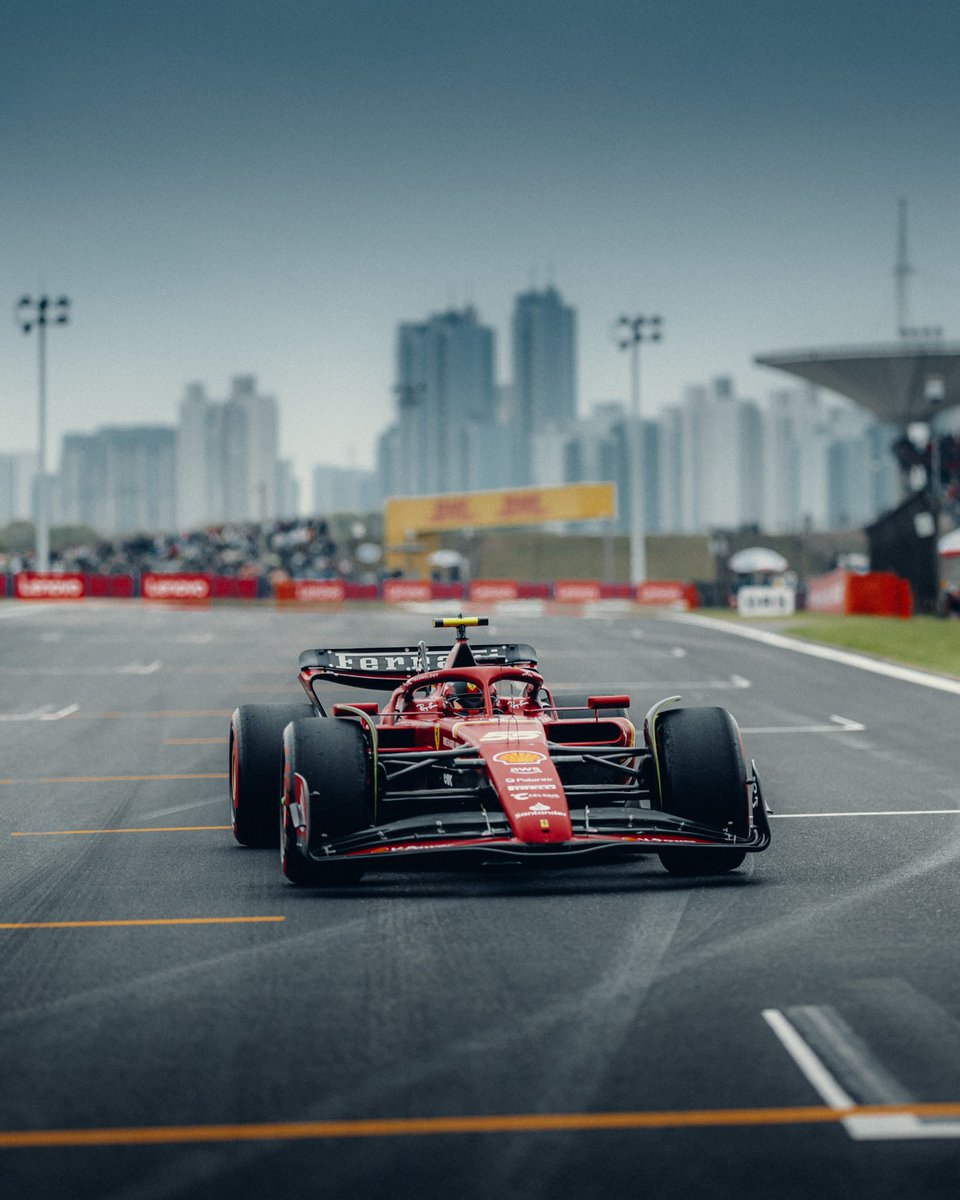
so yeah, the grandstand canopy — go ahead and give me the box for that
[754,343,960,425]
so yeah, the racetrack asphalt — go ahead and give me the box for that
[1,601,959,1199]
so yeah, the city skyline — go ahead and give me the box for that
[7,367,898,540]
[2,1,958,491]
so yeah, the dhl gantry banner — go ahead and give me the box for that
[385,482,616,544]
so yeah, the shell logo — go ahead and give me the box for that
[492,750,547,765]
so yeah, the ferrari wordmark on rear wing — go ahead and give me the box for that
[298,642,538,690]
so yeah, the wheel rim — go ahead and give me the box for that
[230,730,240,833]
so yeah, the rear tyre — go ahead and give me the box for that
[280,718,370,886]
[653,706,749,876]
[229,703,315,847]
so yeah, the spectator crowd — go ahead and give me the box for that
[0,518,356,583]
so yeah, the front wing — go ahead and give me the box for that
[306,774,771,869]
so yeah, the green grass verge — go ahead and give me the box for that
[742,612,960,678]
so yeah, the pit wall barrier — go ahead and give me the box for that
[3,573,698,608]
[805,569,913,618]
[634,581,698,609]
[13,572,90,600]
[8,572,226,602]
[273,580,378,603]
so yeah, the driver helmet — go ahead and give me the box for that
[445,680,486,712]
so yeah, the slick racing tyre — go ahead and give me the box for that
[653,706,749,876]
[280,718,370,886]
[229,703,315,848]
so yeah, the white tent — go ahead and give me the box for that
[939,529,960,559]
[728,546,789,574]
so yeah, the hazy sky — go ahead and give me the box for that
[2,0,959,488]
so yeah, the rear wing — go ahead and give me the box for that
[299,643,538,691]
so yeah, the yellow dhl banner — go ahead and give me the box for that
[385,483,616,541]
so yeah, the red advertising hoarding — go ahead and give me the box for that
[553,580,603,603]
[274,579,347,603]
[468,580,520,602]
[273,580,379,603]
[635,581,697,609]
[382,579,435,603]
[806,570,911,618]
[212,576,259,601]
[140,573,212,603]
[87,574,135,599]
[14,572,86,600]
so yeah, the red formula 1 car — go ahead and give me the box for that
[229,616,770,885]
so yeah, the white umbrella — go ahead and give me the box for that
[728,546,789,574]
[939,529,960,559]
[429,549,466,569]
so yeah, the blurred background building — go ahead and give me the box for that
[0,282,936,545]
[177,375,279,528]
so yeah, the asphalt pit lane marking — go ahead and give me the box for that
[741,714,865,734]
[6,1103,960,1149]
[0,704,79,722]
[764,1006,960,1140]
[769,809,960,819]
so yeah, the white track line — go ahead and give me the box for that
[0,704,79,723]
[762,1008,855,1109]
[764,1007,960,1140]
[550,676,751,691]
[770,809,960,819]
[742,715,865,734]
[670,614,960,696]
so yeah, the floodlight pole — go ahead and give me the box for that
[17,294,70,572]
[616,314,662,586]
[926,376,944,506]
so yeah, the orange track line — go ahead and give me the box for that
[0,774,227,784]
[11,826,232,836]
[4,1103,960,1149]
[0,917,284,930]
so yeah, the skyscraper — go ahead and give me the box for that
[0,451,39,525]
[391,306,498,496]
[510,286,577,485]
[59,426,176,534]
[176,376,279,526]
[229,375,279,522]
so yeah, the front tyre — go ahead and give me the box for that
[280,718,370,886]
[229,703,316,847]
[653,706,749,876]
